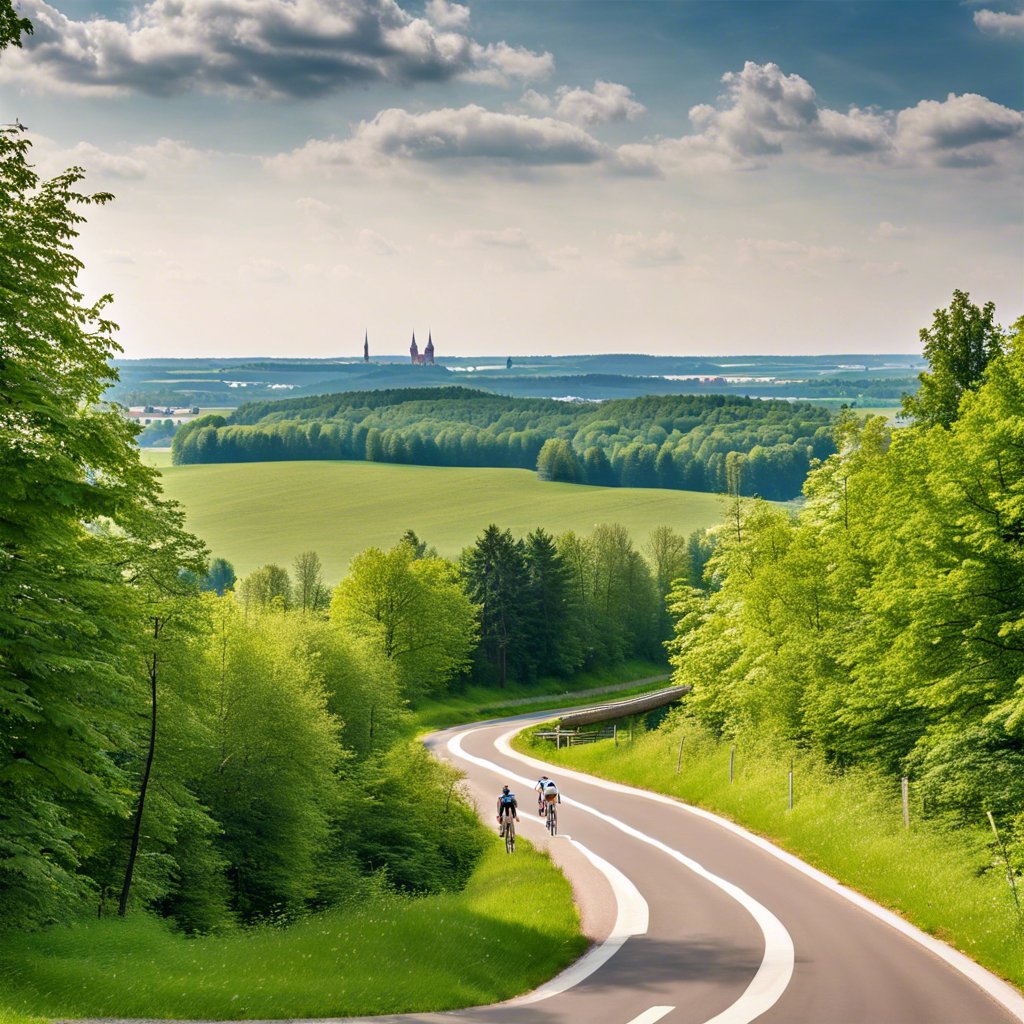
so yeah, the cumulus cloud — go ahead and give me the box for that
[973,9,1024,36]
[425,0,470,30]
[894,92,1024,167]
[611,231,685,266]
[611,62,1021,174]
[43,137,204,178]
[265,104,607,174]
[523,80,645,125]
[1,0,552,97]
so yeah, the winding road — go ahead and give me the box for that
[359,709,1024,1024]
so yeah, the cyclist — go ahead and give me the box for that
[536,776,560,815]
[496,785,519,837]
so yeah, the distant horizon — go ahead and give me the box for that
[112,350,925,364]
[7,1,1018,358]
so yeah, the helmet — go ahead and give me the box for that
[502,786,510,794]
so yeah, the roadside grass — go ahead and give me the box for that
[0,840,587,1020]
[148,460,731,582]
[517,717,1024,989]
[411,659,670,734]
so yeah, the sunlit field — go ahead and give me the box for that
[148,460,731,581]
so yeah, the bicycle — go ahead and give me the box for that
[503,815,516,853]
[545,800,557,836]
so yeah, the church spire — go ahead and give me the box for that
[363,330,369,363]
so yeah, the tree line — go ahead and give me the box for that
[668,292,1024,854]
[0,101,710,939]
[170,388,836,500]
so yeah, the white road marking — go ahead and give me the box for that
[626,1009,675,1024]
[449,730,795,1024]
[496,726,1024,1024]
[509,835,648,1006]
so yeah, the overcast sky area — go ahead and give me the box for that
[3,0,1022,358]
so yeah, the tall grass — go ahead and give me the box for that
[519,717,1024,988]
[0,841,587,1020]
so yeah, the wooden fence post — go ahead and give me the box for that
[987,811,1023,920]
[901,776,909,829]
[729,744,735,784]
[675,734,685,775]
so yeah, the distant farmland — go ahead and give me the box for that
[151,460,731,582]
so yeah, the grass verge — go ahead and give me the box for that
[516,716,1024,989]
[0,840,587,1020]
[410,659,669,734]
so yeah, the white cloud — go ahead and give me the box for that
[894,92,1024,167]
[973,9,1024,36]
[2,0,552,97]
[611,231,685,266]
[265,104,607,174]
[45,137,204,179]
[356,228,406,256]
[610,63,1021,175]
[461,41,554,87]
[425,0,470,30]
[562,81,645,125]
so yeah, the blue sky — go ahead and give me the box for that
[2,0,1021,357]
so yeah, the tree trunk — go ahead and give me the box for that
[119,618,161,916]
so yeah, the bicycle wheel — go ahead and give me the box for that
[505,818,515,853]
[547,804,557,836]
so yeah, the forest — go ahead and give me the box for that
[668,291,1023,848]
[170,388,837,500]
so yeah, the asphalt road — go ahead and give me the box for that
[360,711,1024,1024]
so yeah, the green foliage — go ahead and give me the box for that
[337,744,485,895]
[330,540,478,701]
[666,301,1024,853]
[901,289,1007,428]
[524,718,1023,987]
[0,0,31,48]
[536,438,583,483]
[237,563,292,611]
[0,124,207,928]
[171,386,835,500]
[201,556,236,596]
[0,842,586,1019]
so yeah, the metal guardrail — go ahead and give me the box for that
[557,684,691,727]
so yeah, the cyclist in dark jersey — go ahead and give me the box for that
[496,785,519,836]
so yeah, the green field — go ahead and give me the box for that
[0,840,586,1021]
[150,460,730,582]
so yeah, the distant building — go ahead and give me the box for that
[410,330,436,365]
[506,356,512,369]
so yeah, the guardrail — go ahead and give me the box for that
[556,684,691,728]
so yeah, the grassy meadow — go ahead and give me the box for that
[518,719,1024,988]
[0,841,586,1021]
[145,459,730,581]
